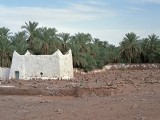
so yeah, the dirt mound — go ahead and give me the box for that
[0,86,117,97]
[0,87,46,95]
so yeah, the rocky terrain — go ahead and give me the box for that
[0,69,160,120]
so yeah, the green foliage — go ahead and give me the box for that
[0,21,160,72]
[140,34,160,63]
[57,32,70,54]
[83,54,97,72]
[21,21,39,53]
[0,27,12,67]
[120,32,141,63]
[11,31,29,55]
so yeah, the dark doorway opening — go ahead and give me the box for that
[15,71,19,80]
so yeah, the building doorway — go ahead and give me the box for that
[15,71,19,80]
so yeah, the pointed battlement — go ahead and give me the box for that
[25,50,32,55]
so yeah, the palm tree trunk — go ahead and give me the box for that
[129,58,132,64]
[1,55,3,67]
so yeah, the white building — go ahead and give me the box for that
[0,49,73,80]
[0,67,10,80]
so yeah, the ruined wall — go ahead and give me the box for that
[9,49,73,80]
[74,63,160,74]
[103,63,160,70]
[0,67,10,80]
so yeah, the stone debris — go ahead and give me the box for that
[56,109,63,114]
[131,104,138,109]
[140,99,147,101]
[39,95,42,97]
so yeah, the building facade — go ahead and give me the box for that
[8,49,73,80]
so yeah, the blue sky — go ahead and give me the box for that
[0,0,160,46]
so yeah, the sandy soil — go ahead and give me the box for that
[0,69,160,120]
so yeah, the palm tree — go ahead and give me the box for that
[140,38,150,62]
[11,31,29,55]
[140,34,160,63]
[0,27,12,67]
[0,27,11,37]
[107,45,120,63]
[69,42,87,68]
[21,21,39,51]
[36,27,58,54]
[71,33,92,53]
[58,32,70,54]
[69,33,95,70]
[147,34,160,62]
[148,34,159,53]
[120,32,141,63]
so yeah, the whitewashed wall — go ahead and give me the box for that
[0,67,10,80]
[9,51,25,79]
[59,49,73,79]
[9,50,73,80]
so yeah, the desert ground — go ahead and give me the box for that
[0,69,160,120]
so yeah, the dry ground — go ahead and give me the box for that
[0,69,160,120]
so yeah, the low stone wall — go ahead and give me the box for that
[74,63,160,74]
[0,67,10,80]
[103,63,160,70]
